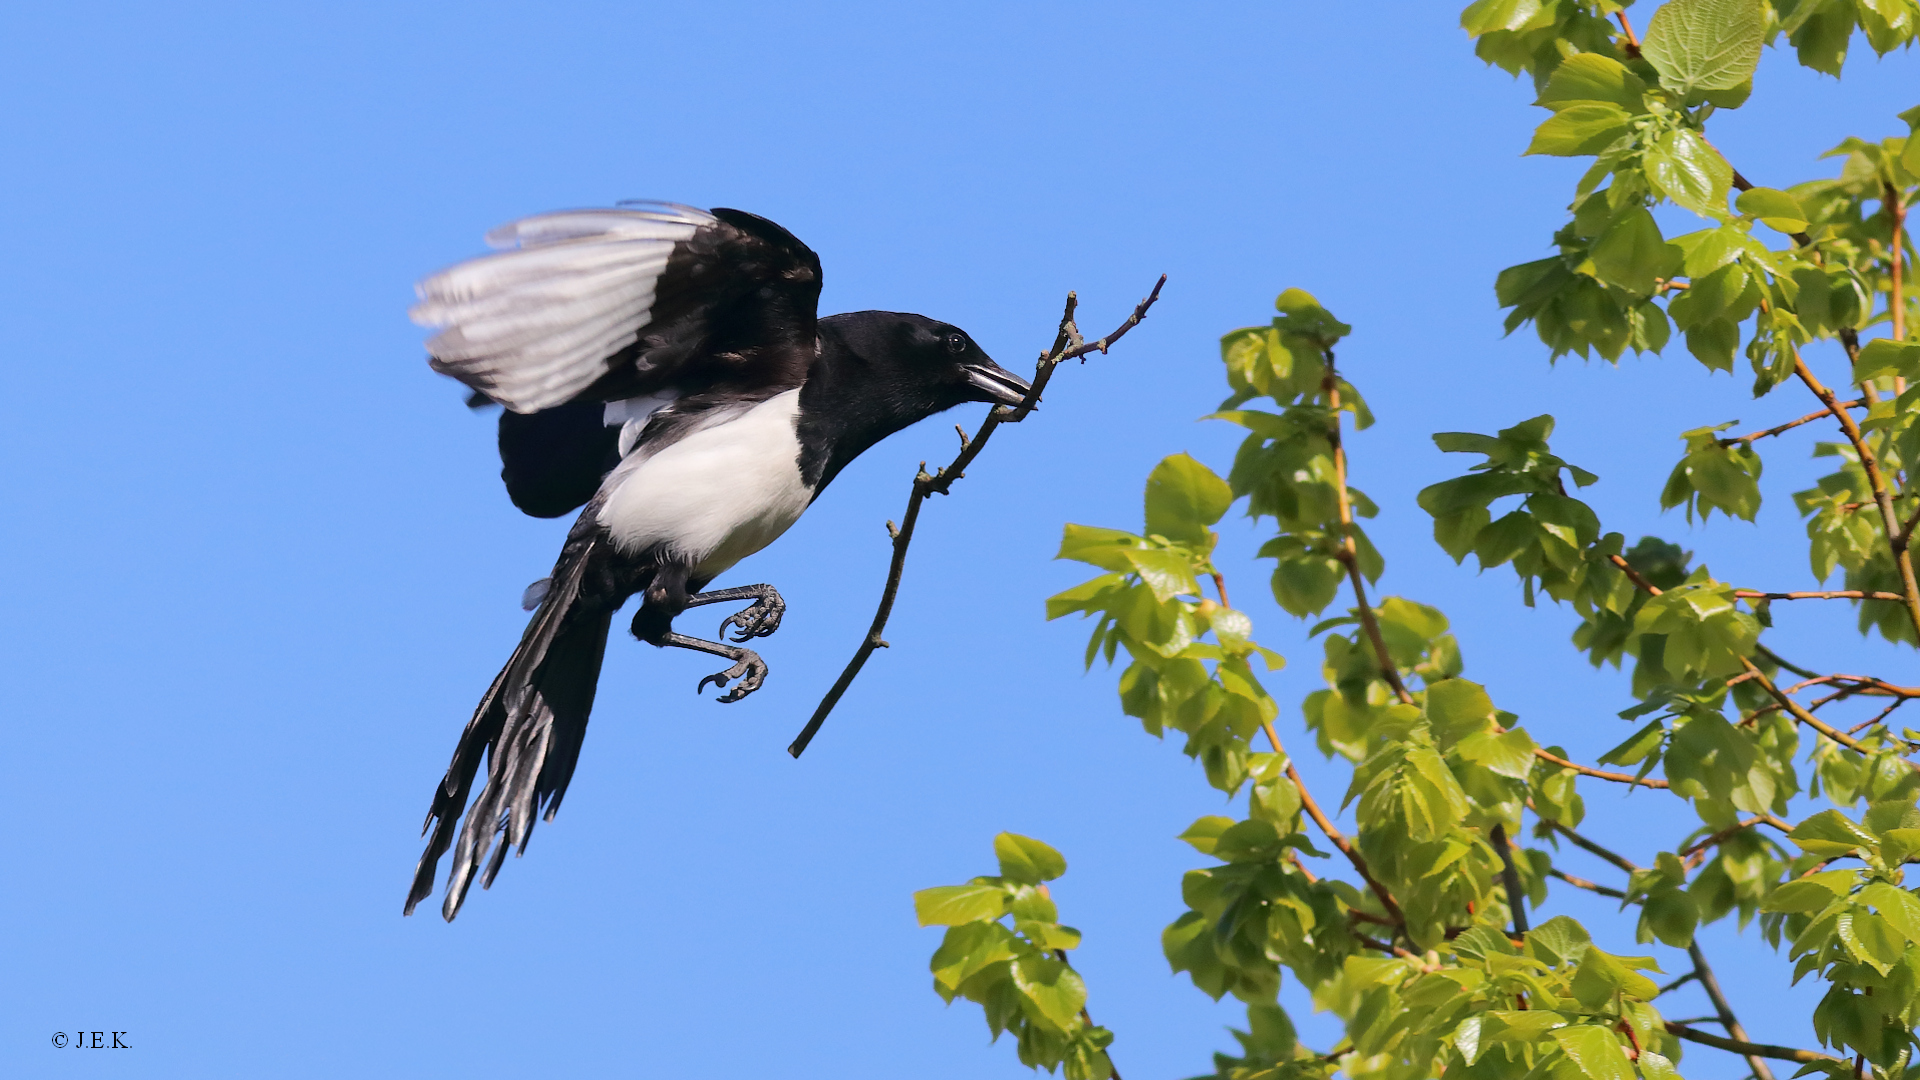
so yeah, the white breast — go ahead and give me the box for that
[595,389,815,578]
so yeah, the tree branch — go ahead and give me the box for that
[1533,747,1670,789]
[1536,814,1640,875]
[1322,352,1413,707]
[1792,352,1920,643]
[1719,400,1866,446]
[1548,867,1626,900]
[1736,589,1908,603]
[1686,940,1777,1080]
[1664,1023,1843,1067]
[1490,822,1529,934]
[1262,719,1407,928]
[787,277,1166,757]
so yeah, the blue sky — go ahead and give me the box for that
[3,3,1915,1077]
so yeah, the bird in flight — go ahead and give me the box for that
[403,202,1031,920]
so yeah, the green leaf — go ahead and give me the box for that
[995,833,1068,885]
[1551,1024,1635,1080]
[1426,678,1498,739]
[1589,207,1681,296]
[1641,0,1765,97]
[1734,187,1811,233]
[1857,882,1920,940]
[1760,878,1843,913]
[1124,548,1202,603]
[1790,810,1878,857]
[1855,338,1920,383]
[1056,525,1150,572]
[1457,729,1540,779]
[1177,816,1236,855]
[1011,955,1088,1032]
[1537,53,1648,111]
[1461,0,1542,35]
[1145,453,1234,545]
[1640,888,1700,948]
[930,921,1022,997]
[1571,948,1660,1008]
[1645,128,1733,218]
[916,884,1010,926]
[1526,103,1634,157]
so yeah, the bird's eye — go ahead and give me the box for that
[944,332,968,355]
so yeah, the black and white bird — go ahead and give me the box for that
[403,202,1031,921]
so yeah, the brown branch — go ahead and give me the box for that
[1533,747,1670,789]
[1664,1023,1843,1066]
[1792,352,1920,643]
[1850,696,1910,735]
[1680,815,1790,868]
[1263,719,1407,927]
[1613,10,1642,57]
[1322,354,1413,707]
[1733,589,1906,602]
[1756,643,1823,681]
[1686,941,1778,1080]
[1549,867,1627,900]
[1607,554,1908,759]
[788,277,1167,757]
[1719,400,1866,446]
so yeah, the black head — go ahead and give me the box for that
[819,310,1031,412]
[799,311,1033,490]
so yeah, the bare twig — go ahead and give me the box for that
[788,278,1167,757]
[1664,1023,1843,1067]
[1533,747,1671,789]
[1656,971,1699,997]
[1537,814,1640,875]
[1850,696,1910,735]
[1719,400,1866,446]
[1736,588,1907,602]
[1687,940,1777,1080]
[1549,867,1627,900]
[1607,554,1908,759]
[1680,815,1790,869]
[1792,352,1920,643]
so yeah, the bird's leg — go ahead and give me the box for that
[682,584,785,642]
[629,566,770,703]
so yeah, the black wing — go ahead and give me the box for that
[411,202,823,414]
[413,203,824,517]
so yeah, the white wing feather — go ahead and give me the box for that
[411,204,715,414]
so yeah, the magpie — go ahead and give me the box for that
[403,202,1031,920]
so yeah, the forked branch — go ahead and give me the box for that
[788,277,1167,757]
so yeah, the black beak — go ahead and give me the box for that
[962,361,1033,408]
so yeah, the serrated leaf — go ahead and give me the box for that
[1011,955,1087,1032]
[1642,0,1765,96]
[1646,128,1733,218]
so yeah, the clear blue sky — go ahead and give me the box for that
[3,3,1914,1077]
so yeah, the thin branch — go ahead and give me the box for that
[1736,588,1908,603]
[1537,814,1640,875]
[1549,867,1627,900]
[1792,352,1920,643]
[1719,400,1866,446]
[788,278,1166,757]
[1533,747,1671,789]
[1613,10,1642,57]
[1687,940,1777,1080]
[1664,1023,1844,1066]
[1681,815,1791,869]
[1756,643,1823,681]
[1607,554,1906,759]
[1491,822,1530,934]
[1850,696,1909,735]
[1322,353,1413,707]
[1656,971,1699,997]
[1263,719,1407,927]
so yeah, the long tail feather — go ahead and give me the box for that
[404,539,614,921]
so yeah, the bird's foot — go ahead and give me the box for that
[718,593,785,642]
[696,649,768,703]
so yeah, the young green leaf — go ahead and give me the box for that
[995,833,1069,885]
[1641,0,1765,98]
